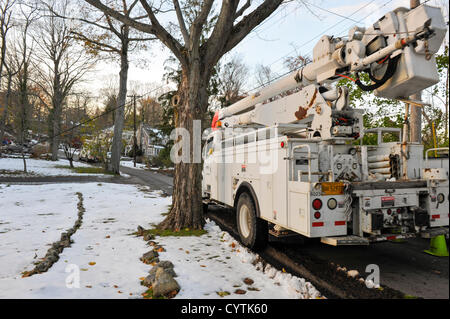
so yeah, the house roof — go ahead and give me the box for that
[140,123,165,139]
[141,123,160,134]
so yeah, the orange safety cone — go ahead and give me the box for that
[424,235,449,257]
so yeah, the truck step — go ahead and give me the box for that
[321,236,370,246]
[269,229,299,238]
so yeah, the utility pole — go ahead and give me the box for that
[133,95,137,167]
[409,0,422,143]
[128,94,142,168]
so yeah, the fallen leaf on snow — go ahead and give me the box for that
[216,291,230,297]
[243,278,254,285]
[234,289,246,295]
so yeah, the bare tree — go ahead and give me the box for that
[284,54,312,72]
[53,0,155,174]
[33,0,94,161]
[255,64,276,88]
[218,54,248,107]
[0,0,15,86]
[10,4,39,172]
[11,4,38,143]
[0,0,17,154]
[84,0,285,230]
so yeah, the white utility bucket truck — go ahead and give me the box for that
[202,4,449,249]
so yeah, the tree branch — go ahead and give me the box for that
[235,0,251,19]
[71,31,120,53]
[222,0,283,57]
[173,0,189,45]
[190,0,214,49]
[84,0,187,67]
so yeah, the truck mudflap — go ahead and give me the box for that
[321,228,449,246]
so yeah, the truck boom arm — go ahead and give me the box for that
[218,4,447,122]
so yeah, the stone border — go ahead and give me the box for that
[22,192,85,277]
[137,226,180,298]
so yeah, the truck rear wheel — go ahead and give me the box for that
[236,192,268,251]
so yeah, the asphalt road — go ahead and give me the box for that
[298,235,448,299]
[119,165,173,195]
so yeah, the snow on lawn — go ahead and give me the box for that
[120,160,147,170]
[0,184,79,279]
[0,183,170,298]
[161,221,322,299]
[120,160,172,172]
[0,158,108,176]
[0,182,322,299]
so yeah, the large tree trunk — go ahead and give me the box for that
[110,46,129,175]
[159,67,209,230]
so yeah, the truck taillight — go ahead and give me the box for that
[312,199,322,210]
[314,211,321,219]
[280,142,285,148]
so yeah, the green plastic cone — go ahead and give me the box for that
[424,235,449,257]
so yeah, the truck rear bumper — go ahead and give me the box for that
[321,227,448,246]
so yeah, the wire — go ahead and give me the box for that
[31,83,168,147]
[263,0,379,71]
[243,0,384,94]
[244,0,393,94]
[242,0,381,92]
[301,0,360,23]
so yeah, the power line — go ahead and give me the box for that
[238,3,301,46]
[301,0,360,23]
[264,0,380,70]
[33,83,167,146]
[244,0,393,94]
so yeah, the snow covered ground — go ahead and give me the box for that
[120,160,147,170]
[0,158,107,176]
[0,184,79,279]
[0,183,322,299]
[120,160,174,172]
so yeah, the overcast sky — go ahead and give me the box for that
[82,0,448,101]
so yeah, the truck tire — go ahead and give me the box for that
[236,192,268,251]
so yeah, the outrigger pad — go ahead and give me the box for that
[321,236,369,246]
